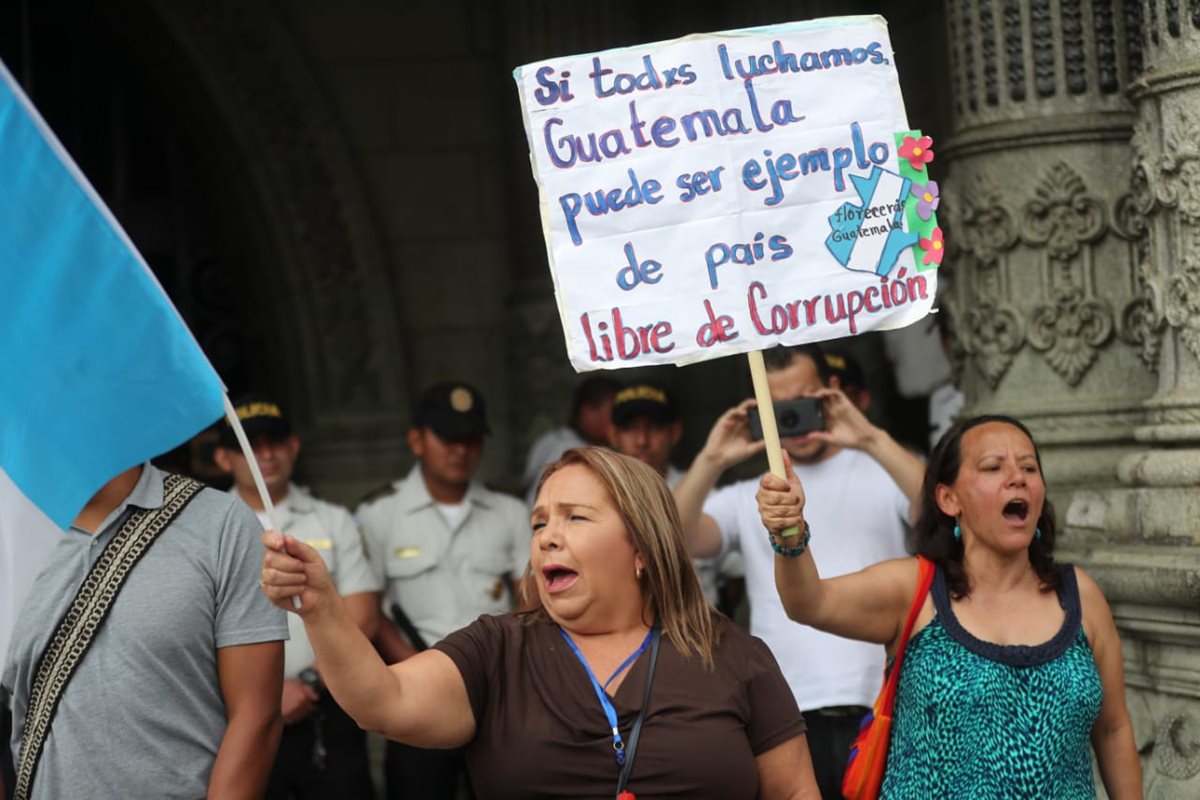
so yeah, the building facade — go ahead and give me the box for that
[2,2,1195,793]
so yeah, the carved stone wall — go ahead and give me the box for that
[1118,4,1200,795]
[942,0,1154,496]
[942,1,1200,794]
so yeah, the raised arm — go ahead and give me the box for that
[374,615,421,663]
[673,399,765,559]
[1078,568,1143,799]
[261,532,474,748]
[810,388,924,518]
[758,451,916,646]
[343,590,382,641]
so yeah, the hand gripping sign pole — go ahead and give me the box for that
[746,350,801,539]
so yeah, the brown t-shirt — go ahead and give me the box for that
[433,613,806,799]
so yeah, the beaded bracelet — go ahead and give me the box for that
[768,521,811,558]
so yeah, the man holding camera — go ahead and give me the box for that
[213,395,380,799]
[673,343,923,799]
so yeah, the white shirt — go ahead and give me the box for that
[928,382,965,450]
[358,467,530,646]
[248,484,380,678]
[673,464,743,605]
[703,448,909,711]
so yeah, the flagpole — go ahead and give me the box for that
[222,393,282,532]
[223,394,303,608]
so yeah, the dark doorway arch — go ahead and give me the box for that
[0,0,409,498]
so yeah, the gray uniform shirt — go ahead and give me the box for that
[358,466,529,646]
[253,484,380,678]
[1,465,288,800]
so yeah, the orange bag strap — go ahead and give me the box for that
[878,557,936,708]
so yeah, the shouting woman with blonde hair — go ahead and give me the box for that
[262,446,817,799]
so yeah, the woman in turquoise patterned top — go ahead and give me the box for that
[756,411,1141,799]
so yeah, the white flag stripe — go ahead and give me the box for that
[0,467,61,661]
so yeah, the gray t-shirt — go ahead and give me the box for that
[1,465,288,799]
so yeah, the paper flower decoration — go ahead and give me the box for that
[899,135,935,171]
[919,226,945,266]
[911,180,940,221]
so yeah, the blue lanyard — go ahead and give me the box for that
[559,626,654,766]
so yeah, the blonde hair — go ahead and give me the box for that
[531,446,718,667]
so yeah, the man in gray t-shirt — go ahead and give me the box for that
[1,463,288,800]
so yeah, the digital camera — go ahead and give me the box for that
[747,397,825,440]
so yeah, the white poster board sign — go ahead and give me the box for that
[514,15,940,371]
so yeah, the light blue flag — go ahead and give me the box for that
[0,57,224,532]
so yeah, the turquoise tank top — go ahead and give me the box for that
[880,563,1103,799]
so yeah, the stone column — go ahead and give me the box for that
[1114,3,1200,795]
[942,1,1200,794]
[941,0,1154,505]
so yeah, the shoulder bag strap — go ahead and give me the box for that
[14,474,205,800]
[878,556,936,710]
[615,619,662,798]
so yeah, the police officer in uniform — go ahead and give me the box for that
[214,395,381,799]
[357,382,529,800]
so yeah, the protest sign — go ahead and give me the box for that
[514,15,941,372]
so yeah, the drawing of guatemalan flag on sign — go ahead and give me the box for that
[514,15,942,371]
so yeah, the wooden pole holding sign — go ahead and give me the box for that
[747,350,800,539]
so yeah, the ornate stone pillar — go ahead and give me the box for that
[1120,3,1200,534]
[1115,4,1200,795]
[941,0,1155,513]
[942,2,1200,794]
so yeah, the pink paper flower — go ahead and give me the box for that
[911,180,940,221]
[919,226,945,266]
[899,135,935,171]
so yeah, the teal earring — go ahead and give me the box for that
[952,522,961,541]
[1035,527,1042,541]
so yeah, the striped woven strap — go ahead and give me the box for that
[13,473,205,800]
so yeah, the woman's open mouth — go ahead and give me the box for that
[1002,499,1029,524]
[541,565,579,593]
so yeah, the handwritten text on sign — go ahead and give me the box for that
[514,16,937,371]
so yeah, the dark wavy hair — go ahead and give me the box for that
[914,415,1060,598]
[762,343,831,382]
